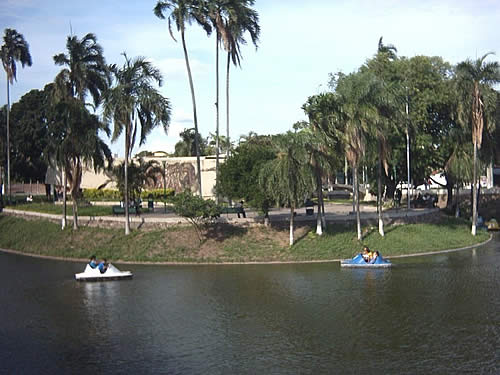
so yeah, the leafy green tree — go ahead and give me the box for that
[52,32,109,229]
[171,190,221,243]
[217,134,274,223]
[154,0,211,196]
[259,132,315,245]
[1,28,32,199]
[5,86,53,183]
[103,53,171,235]
[456,53,500,235]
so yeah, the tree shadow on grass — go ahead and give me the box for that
[203,223,248,243]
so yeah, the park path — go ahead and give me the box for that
[3,203,439,227]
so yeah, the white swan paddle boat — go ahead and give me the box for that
[75,263,133,281]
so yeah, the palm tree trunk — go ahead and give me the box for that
[315,164,323,236]
[354,165,362,240]
[62,166,67,230]
[321,197,326,228]
[455,185,460,218]
[471,140,477,236]
[226,52,230,159]
[6,80,11,201]
[72,190,78,230]
[181,30,202,197]
[124,123,131,235]
[215,33,220,205]
[377,140,384,236]
[290,204,295,246]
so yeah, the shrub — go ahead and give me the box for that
[83,189,122,201]
[140,188,175,201]
[171,191,221,243]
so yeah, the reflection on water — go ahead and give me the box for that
[0,236,499,374]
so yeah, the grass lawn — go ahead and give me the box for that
[0,214,490,263]
[5,202,113,216]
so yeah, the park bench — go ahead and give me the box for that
[220,206,246,218]
[112,205,140,216]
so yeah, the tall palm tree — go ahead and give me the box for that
[456,53,500,235]
[259,131,315,246]
[46,98,112,229]
[335,72,375,240]
[154,0,211,197]
[302,95,339,235]
[222,0,260,160]
[53,32,109,229]
[370,37,398,236]
[206,0,226,203]
[103,54,171,235]
[1,28,32,201]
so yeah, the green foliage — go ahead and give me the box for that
[217,135,275,213]
[259,132,315,209]
[83,189,122,201]
[83,188,175,202]
[171,190,221,243]
[140,188,175,200]
[101,158,163,202]
[0,86,52,182]
[174,128,208,156]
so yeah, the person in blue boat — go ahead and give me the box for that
[362,246,371,262]
[369,250,380,264]
[98,258,109,274]
[89,255,98,269]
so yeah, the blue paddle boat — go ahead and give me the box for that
[341,253,392,268]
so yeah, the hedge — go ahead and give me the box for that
[82,188,175,202]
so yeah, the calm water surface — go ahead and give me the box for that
[0,236,498,374]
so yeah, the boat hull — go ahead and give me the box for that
[75,263,133,281]
[341,253,392,268]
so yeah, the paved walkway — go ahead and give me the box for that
[3,203,439,227]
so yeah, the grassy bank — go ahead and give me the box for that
[0,214,490,263]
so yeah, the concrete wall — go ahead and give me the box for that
[46,156,223,199]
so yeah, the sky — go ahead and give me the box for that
[2,0,500,157]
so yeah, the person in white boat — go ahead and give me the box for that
[98,258,109,274]
[89,255,98,269]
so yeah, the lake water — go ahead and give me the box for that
[0,236,498,374]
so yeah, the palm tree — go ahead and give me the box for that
[456,53,500,235]
[259,131,314,246]
[370,37,398,236]
[334,72,375,240]
[103,53,171,235]
[46,98,112,229]
[53,32,109,229]
[154,0,211,197]
[222,0,260,160]
[99,158,162,204]
[1,28,32,201]
[302,95,340,235]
